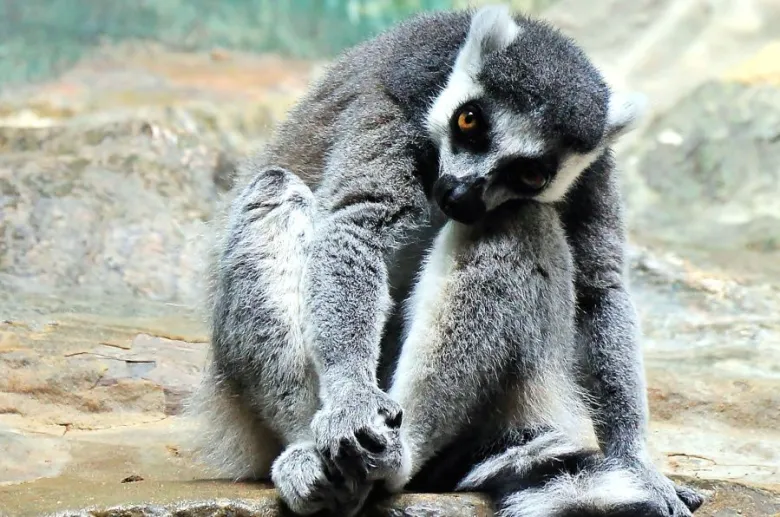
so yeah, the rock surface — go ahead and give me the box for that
[2,1,780,516]
[33,482,780,517]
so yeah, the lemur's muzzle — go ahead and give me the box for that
[433,174,487,225]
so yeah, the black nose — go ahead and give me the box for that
[433,174,487,225]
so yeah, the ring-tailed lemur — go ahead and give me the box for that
[187,5,705,517]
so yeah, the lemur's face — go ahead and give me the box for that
[426,6,646,225]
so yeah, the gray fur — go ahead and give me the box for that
[385,199,588,491]
[188,4,703,517]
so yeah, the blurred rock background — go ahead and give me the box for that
[0,1,779,515]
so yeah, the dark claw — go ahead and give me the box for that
[322,460,341,485]
[355,428,387,454]
[333,437,354,462]
[385,409,403,429]
[676,485,704,513]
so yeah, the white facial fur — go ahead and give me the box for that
[534,147,604,203]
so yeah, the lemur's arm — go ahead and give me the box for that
[305,100,426,397]
[303,93,430,478]
[561,153,649,461]
[563,153,706,515]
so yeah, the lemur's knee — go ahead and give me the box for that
[241,166,313,205]
[230,166,315,228]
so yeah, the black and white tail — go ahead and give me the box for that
[457,430,702,517]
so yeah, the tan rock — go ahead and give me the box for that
[0,428,71,485]
[67,334,208,415]
[724,41,780,86]
[0,332,22,352]
[26,480,780,517]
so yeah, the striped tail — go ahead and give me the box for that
[457,430,701,517]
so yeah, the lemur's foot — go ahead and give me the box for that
[311,385,405,483]
[631,462,705,516]
[271,442,371,516]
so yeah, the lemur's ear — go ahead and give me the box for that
[456,5,521,75]
[605,91,648,141]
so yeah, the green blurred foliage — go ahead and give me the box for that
[0,0,552,86]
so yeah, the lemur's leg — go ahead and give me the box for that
[386,202,586,491]
[190,167,369,516]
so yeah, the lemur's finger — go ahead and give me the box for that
[355,427,388,454]
[334,437,370,479]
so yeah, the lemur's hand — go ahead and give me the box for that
[630,460,705,516]
[271,442,371,517]
[311,384,407,483]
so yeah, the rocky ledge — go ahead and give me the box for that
[37,481,780,517]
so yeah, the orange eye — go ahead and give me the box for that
[457,109,479,132]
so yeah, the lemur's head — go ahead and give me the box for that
[427,5,646,224]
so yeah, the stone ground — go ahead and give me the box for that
[2,0,780,515]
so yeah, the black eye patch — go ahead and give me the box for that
[449,101,491,153]
[493,153,560,196]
